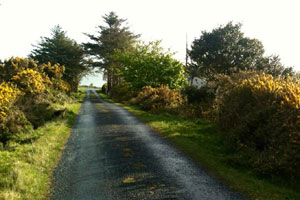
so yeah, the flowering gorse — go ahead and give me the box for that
[240,73,300,109]
[132,85,186,112]
[0,82,21,121]
[12,69,48,94]
[215,71,300,178]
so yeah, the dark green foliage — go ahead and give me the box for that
[30,25,89,92]
[189,22,264,77]
[83,12,139,92]
[16,94,54,129]
[110,83,137,103]
[256,55,295,77]
[101,83,108,93]
[0,106,33,144]
[182,85,215,104]
[189,22,294,79]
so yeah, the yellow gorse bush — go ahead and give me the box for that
[0,82,21,120]
[0,57,72,144]
[12,69,47,94]
[240,73,300,109]
[216,71,300,178]
[55,80,71,92]
[132,85,186,112]
[40,62,65,79]
[0,57,39,81]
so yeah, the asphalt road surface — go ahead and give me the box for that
[51,90,245,200]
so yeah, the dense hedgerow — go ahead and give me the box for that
[215,71,300,178]
[0,57,71,145]
[131,85,186,113]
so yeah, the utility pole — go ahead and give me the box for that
[185,33,188,67]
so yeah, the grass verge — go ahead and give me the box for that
[99,92,300,200]
[0,90,85,200]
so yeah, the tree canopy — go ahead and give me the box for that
[83,12,139,91]
[115,41,186,90]
[189,22,293,79]
[30,25,88,92]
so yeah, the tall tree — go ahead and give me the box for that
[189,22,293,79]
[30,25,88,92]
[189,22,264,78]
[83,11,139,92]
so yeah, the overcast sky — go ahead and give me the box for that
[0,0,299,86]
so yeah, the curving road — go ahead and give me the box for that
[51,90,245,200]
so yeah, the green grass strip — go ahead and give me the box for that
[99,92,300,200]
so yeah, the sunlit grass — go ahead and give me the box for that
[122,177,135,184]
[0,91,85,200]
[99,92,300,200]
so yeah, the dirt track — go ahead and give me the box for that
[51,90,245,200]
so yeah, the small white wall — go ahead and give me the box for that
[190,77,206,89]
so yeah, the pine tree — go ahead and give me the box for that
[83,12,139,92]
[30,25,89,92]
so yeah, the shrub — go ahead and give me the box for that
[101,83,108,93]
[11,69,51,94]
[52,79,71,93]
[0,82,21,121]
[0,107,33,143]
[39,62,70,93]
[0,58,69,94]
[0,57,39,82]
[215,72,300,178]
[0,82,33,143]
[110,83,137,103]
[132,85,186,112]
[39,62,65,79]
[182,85,215,104]
[0,57,72,144]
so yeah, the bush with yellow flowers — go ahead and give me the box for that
[131,85,186,113]
[0,57,69,94]
[39,62,65,79]
[0,82,32,143]
[0,82,21,121]
[39,62,71,93]
[11,69,49,94]
[215,71,300,179]
[0,57,39,82]
[0,57,73,145]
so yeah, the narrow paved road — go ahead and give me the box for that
[51,90,245,200]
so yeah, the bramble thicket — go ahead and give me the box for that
[0,57,71,145]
